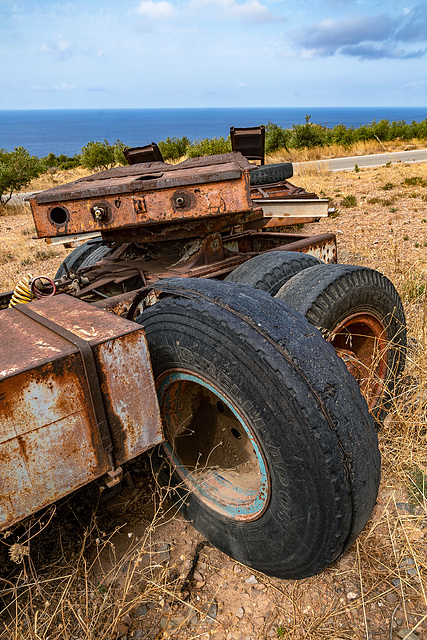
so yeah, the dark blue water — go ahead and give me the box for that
[1,107,427,157]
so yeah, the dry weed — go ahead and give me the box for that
[1,160,427,639]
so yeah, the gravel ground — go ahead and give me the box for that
[1,160,427,640]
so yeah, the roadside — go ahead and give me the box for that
[294,148,427,173]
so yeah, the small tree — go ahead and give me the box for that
[158,136,190,160]
[0,147,42,203]
[80,139,126,171]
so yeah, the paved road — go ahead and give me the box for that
[294,148,427,172]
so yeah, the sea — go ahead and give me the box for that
[1,107,427,158]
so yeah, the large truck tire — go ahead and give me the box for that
[250,162,293,186]
[55,239,112,278]
[136,278,380,579]
[275,264,406,426]
[224,251,321,295]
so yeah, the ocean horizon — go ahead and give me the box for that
[1,107,427,158]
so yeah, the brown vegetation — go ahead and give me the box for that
[1,160,427,639]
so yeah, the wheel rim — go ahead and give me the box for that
[156,371,270,521]
[327,312,388,410]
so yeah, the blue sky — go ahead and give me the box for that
[1,0,426,109]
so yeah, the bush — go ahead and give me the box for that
[41,152,81,171]
[187,136,231,157]
[341,194,358,208]
[265,121,291,154]
[158,136,190,160]
[0,147,42,203]
[289,115,327,149]
[80,139,126,171]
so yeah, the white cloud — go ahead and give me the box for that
[40,35,72,59]
[188,0,277,23]
[136,0,177,19]
[52,83,76,91]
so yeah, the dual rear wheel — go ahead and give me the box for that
[136,277,381,579]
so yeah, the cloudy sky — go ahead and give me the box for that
[1,0,426,109]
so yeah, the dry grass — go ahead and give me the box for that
[1,161,427,639]
[267,138,426,165]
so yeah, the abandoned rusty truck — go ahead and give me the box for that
[0,144,406,580]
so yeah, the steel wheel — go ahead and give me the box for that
[275,263,406,425]
[157,371,269,520]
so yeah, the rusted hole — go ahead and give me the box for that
[231,427,242,440]
[49,206,68,225]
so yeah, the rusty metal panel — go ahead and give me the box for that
[27,158,253,239]
[0,295,162,532]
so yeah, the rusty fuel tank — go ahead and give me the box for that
[0,294,163,532]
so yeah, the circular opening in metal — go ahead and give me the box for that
[157,371,269,520]
[329,312,387,409]
[49,206,68,225]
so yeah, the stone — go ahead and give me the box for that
[115,623,129,638]
[245,575,258,584]
[399,557,415,570]
[386,592,399,603]
[235,607,245,619]
[347,592,358,600]
[136,604,148,617]
[233,564,242,574]
[397,630,419,640]
[154,543,170,564]
[193,570,204,582]
[201,600,218,623]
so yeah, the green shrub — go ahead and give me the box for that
[187,136,231,157]
[265,121,291,154]
[41,152,81,171]
[289,115,327,149]
[81,139,126,170]
[0,147,42,203]
[407,465,427,503]
[158,136,190,160]
[403,176,427,187]
[341,194,357,208]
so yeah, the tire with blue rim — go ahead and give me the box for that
[136,277,380,579]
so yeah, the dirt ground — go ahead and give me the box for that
[1,159,427,640]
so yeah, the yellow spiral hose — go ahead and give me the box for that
[8,274,34,307]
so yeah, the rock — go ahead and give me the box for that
[122,614,132,626]
[193,570,204,582]
[115,623,129,638]
[233,564,242,574]
[200,600,218,623]
[386,592,399,603]
[235,607,245,619]
[136,604,148,617]
[347,591,358,600]
[399,557,415,570]
[245,575,258,584]
[397,629,419,640]
[160,615,186,633]
[392,578,401,587]
[133,630,143,639]
[154,543,170,564]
